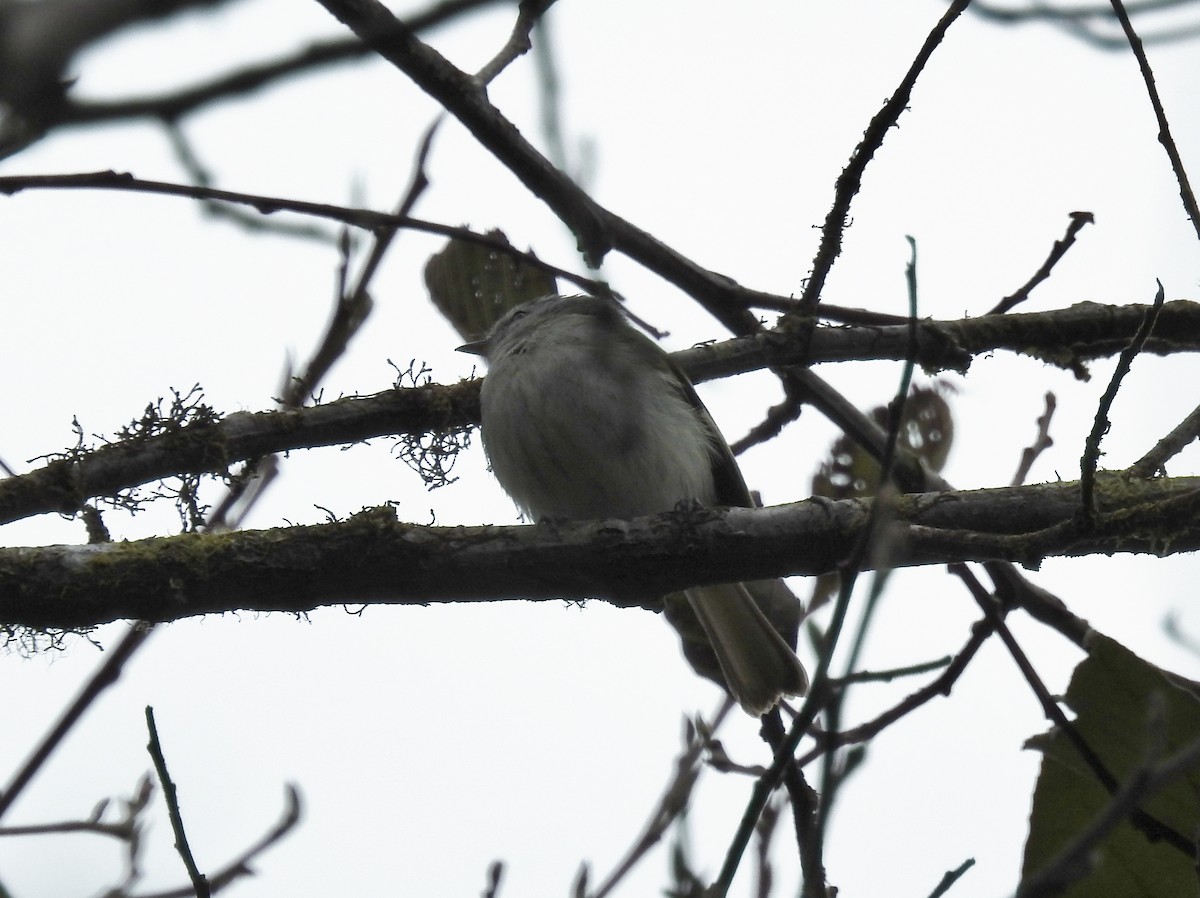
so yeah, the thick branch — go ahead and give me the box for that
[314,0,611,264]
[2,475,1197,631]
[1,300,1197,527]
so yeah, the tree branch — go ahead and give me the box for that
[1,300,1196,527]
[46,0,514,127]
[2,476,1198,631]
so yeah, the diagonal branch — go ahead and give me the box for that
[990,212,1095,314]
[796,1,971,312]
[1109,0,1200,241]
[313,0,611,265]
[55,0,514,126]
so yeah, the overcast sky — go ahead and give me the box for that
[2,2,1199,897]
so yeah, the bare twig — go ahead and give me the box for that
[1163,610,1200,657]
[297,119,440,404]
[0,622,154,822]
[1,774,155,891]
[833,655,953,685]
[57,0,512,126]
[0,172,1195,373]
[716,240,927,898]
[989,561,1093,649]
[0,170,609,297]
[758,711,824,898]
[951,563,1195,859]
[794,0,971,312]
[0,108,446,840]
[798,616,996,766]
[146,707,210,898]
[810,238,923,876]
[729,391,805,456]
[970,0,1200,49]
[990,212,1094,314]
[1012,393,1057,487]
[926,858,975,898]
[0,773,149,840]
[1080,282,1165,524]
[135,786,302,898]
[201,124,438,531]
[482,861,504,898]
[1128,399,1200,477]
[973,0,1190,24]
[164,122,334,243]
[474,0,557,85]
[314,0,611,265]
[586,701,732,898]
[1109,0,1200,241]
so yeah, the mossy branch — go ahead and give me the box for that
[2,300,1197,528]
[3,474,1198,632]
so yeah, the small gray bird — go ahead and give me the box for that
[460,294,808,715]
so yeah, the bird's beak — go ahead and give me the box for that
[456,338,489,356]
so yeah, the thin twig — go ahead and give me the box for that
[0,100,447,833]
[729,392,805,456]
[794,0,970,311]
[987,561,1093,649]
[926,858,975,898]
[714,239,926,898]
[0,170,609,297]
[586,701,731,898]
[58,0,512,126]
[482,861,504,898]
[833,655,952,685]
[135,786,302,898]
[165,122,334,243]
[207,125,436,531]
[350,124,437,293]
[970,0,1200,49]
[812,237,922,865]
[759,711,824,898]
[1128,399,1200,477]
[1011,392,1057,487]
[0,819,133,839]
[973,0,1190,23]
[0,622,155,822]
[1080,282,1165,524]
[990,212,1094,314]
[146,707,210,898]
[474,0,556,85]
[531,8,577,179]
[315,0,612,265]
[1163,610,1200,657]
[950,563,1195,858]
[798,616,996,766]
[1109,0,1200,242]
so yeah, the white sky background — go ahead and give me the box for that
[1,1,1199,896]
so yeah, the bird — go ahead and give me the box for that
[459,294,808,715]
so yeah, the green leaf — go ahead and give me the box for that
[1021,632,1200,897]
